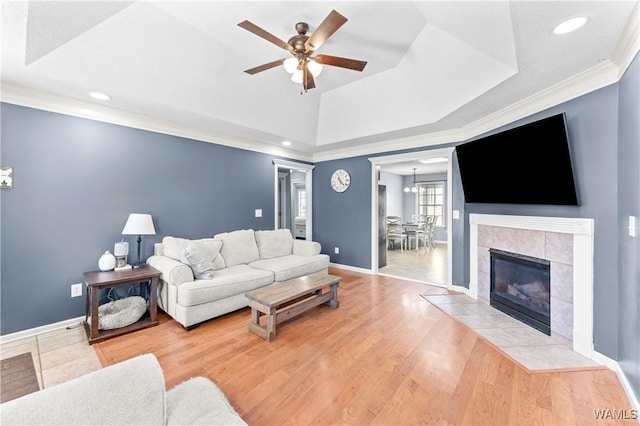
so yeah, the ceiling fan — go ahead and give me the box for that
[238,10,368,93]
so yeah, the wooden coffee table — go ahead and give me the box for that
[245,272,341,341]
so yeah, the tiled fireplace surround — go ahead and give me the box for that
[469,214,595,358]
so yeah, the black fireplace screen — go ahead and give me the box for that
[489,249,551,335]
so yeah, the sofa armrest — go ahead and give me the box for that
[147,255,194,286]
[292,240,321,256]
[0,354,166,425]
[167,377,247,425]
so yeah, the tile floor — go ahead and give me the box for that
[0,323,102,391]
[423,293,602,371]
[379,242,447,285]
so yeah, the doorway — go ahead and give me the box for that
[273,159,315,240]
[369,148,454,287]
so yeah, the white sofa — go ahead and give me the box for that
[147,229,330,329]
[0,353,247,425]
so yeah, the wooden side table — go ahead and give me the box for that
[83,266,160,344]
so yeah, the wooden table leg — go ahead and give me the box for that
[149,277,158,322]
[266,307,276,341]
[90,286,99,340]
[250,307,261,326]
[328,283,340,308]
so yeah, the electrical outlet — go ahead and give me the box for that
[255,209,262,218]
[334,247,340,254]
[71,283,83,298]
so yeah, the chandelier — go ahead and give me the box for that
[404,168,418,193]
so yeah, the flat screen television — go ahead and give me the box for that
[455,113,579,205]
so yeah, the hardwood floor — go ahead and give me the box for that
[93,269,634,425]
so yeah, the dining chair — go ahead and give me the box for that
[424,215,437,250]
[386,216,406,251]
[407,215,428,252]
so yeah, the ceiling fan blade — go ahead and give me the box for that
[244,59,286,75]
[238,20,292,52]
[305,10,348,52]
[315,54,367,71]
[303,64,316,91]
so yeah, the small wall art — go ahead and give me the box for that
[0,167,13,188]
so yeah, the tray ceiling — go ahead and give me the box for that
[1,1,638,160]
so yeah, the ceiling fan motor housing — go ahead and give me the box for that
[288,23,310,53]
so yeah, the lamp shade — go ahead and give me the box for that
[122,214,156,235]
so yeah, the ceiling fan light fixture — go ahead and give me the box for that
[307,59,323,77]
[283,57,298,73]
[291,69,303,83]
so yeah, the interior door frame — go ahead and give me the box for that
[368,147,454,288]
[273,159,315,240]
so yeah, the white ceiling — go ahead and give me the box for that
[1,1,638,166]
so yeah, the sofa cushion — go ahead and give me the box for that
[214,229,259,267]
[249,254,330,282]
[177,265,273,307]
[167,377,247,425]
[254,229,294,259]
[184,240,222,279]
[0,354,166,425]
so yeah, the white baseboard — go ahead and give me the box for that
[0,316,85,344]
[450,284,471,295]
[591,351,640,414]
[329,263,374,275]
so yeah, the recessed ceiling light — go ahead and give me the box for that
[282,141,292,146]
[419,157,447,164]
[89,91,110,101]
[553,16,588,35]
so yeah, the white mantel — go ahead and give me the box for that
[468,214,595,358]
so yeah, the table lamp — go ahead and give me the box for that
[121,213,156,269]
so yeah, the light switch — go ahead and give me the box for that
[629,216,637,237]
[453,210,460,220]
[255,209,262,218]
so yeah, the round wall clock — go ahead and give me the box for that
[331,169,351,193]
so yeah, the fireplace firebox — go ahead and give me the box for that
[489,249,551,335]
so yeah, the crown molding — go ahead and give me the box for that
[611,0,640,71]
[311,10,640,163]
[0,84,313,163]
[2,3,637,167]
[311,128,463,163]
[312,58,626,163]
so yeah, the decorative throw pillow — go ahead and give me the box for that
[162,236,190,263]
[184,240,221,280]
[197,238,225,270]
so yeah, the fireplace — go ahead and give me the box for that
[489,249,551,335]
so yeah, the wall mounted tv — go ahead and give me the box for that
[455,113,579,205]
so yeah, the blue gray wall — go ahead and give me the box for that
[0,54,637,401]
[313,158,372,269]
[0,104,277,334]
[617,53,639,398]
